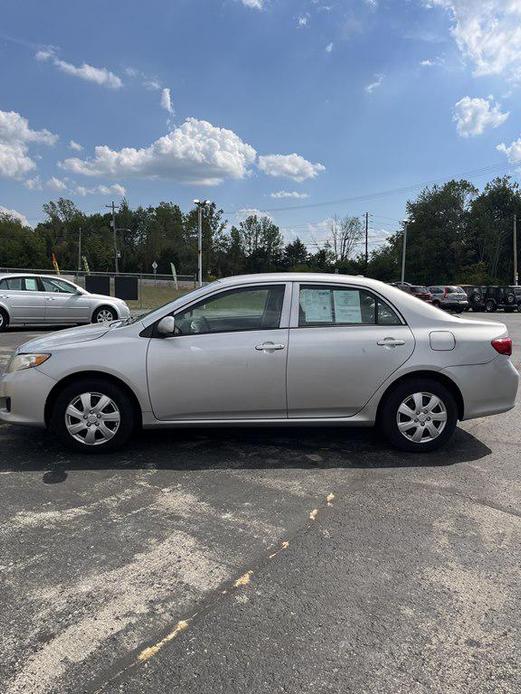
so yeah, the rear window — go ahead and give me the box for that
[446,286,464,293]
[413,286,428,293]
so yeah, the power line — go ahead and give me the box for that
[224,162,512,216]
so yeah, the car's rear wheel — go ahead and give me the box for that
[485,299,496,313]
[0,308,9,332]
[379,378,458,452]
[50,378,136,452]
[93,306,117,323]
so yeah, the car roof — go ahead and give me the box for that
[0,273,69,281]
[217,272,386,290]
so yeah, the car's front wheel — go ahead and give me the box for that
[93,306,117,323]
[379,378,458,452]
[485,299,496,313]
[50,378,136,452]
[0,308,9,332]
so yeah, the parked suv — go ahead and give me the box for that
[390,282,432,302]
[470,286,521,313]
[428,286,469,313]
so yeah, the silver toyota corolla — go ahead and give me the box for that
[0,273,130,330]
[0,273,517,453]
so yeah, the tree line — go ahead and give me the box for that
[0,176,519,284]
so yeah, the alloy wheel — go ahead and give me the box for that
[65,392,121,446]
[396,391,447,444]
[96,309,114,323]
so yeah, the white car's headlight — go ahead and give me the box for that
[7,353,51,373]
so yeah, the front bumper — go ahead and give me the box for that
[443,356,519,420]
[0,367,56,427]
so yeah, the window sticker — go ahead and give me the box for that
[300,288,333,322]
[333,290,362,323]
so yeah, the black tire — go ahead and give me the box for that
[92,305,117,324]
[485,299,496,313]
[0,308,9,332]
[49,378,136,453]
[432,300,441,308]
[455,308,464,314]
[379,378,458,453]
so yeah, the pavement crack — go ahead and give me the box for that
[88,492,337,694]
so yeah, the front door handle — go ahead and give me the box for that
[255,342,285,351]
[46,297,57,301]
[377,337,405,347]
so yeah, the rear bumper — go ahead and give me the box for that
[443,357,519,420]
[0,367,55,427]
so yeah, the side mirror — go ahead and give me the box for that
[157,315,176,336]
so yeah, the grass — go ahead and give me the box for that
[127,285,194,311]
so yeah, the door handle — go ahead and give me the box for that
[377,337,405,347]
[255,342,285,351]
[46,297,56,301]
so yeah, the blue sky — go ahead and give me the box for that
[2,0,521,250]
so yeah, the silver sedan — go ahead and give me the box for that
[0,273,517,452]
[0,273,130,330]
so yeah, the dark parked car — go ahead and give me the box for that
[464,286,521,313]
[428,286,469,313]
[391,282,432,302]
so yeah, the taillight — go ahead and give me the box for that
[491,337,512,356]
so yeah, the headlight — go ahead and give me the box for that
[7,353,51,373]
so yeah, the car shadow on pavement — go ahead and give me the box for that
[0,423,492,483]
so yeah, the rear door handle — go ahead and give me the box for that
[377,337,405,347]
[46,297,56,301]
[255,342,285,351]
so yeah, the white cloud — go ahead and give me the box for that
[0,206,30,226]
[144,79,162,91]
[236,208,272,221]
[24,176,42,190]
[69,139,83,151]
[431,0,521,80]
[36,48,123,88]
[453,96,509,137]
[239,0,263,8]
[258,153,325,182]
[325,42,334,53]
[160,88,173,114]
[420,59,435,66]
[298,13,310,26]
[61,117,257,185]
[497,137,521,164]
[270,191,309,199]
[365,0,378,9]
[0,109,58,179]
[365,73,384,93]
[74,183,126,197]
[47,176,68,191]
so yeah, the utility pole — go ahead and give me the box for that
[514,214,518,286]
[400,220,408,284]
[78,227,82,272]
[105,201,120,274]
[193,200,212,287]
[364,212,369,269]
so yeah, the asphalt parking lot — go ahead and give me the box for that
[0,316,520,694]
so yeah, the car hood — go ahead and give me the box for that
[17,323,111,353]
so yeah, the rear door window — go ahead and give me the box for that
[298,286,401,326]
